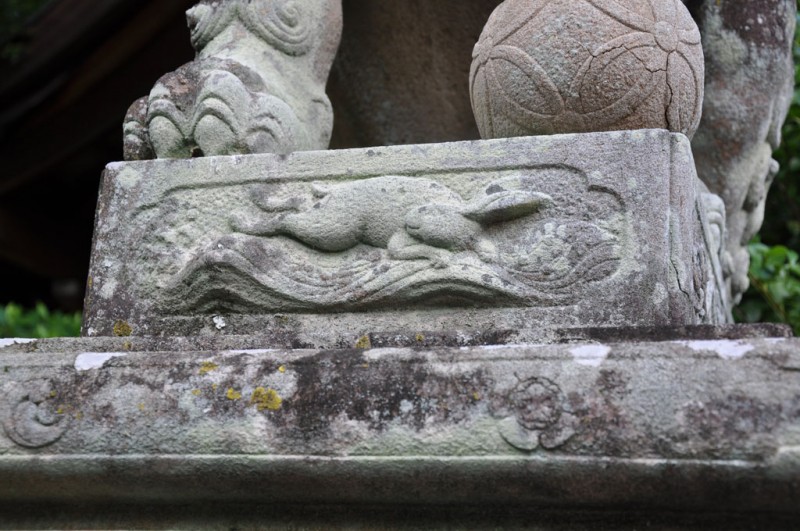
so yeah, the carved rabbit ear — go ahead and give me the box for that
[463,190,552,224]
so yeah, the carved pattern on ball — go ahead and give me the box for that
[470,0,704,139]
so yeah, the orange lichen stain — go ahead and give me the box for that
[355,335,371,349]
[278,365,286,374]
[113,320,132,337]
[250,387,282,411]
[191,389,202,397]
[415,333,425,342]
[199,361,219,375]
[226,388,242,401]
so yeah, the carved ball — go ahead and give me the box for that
[469,0,704,139]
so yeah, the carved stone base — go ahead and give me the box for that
[0,327,798,528]
[84,131,731,338]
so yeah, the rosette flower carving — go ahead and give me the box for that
[470,0,704,139]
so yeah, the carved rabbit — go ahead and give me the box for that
[237,176,552,267]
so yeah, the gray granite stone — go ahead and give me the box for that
[0,332,798,524]
[689,0,797,302]
[123,0,342,160]
[83,130,730,338]
[470,0,705,139]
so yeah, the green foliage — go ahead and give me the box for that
[0,302,81,339]
[737,242,800,333]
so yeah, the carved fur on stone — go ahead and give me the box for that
[123,0,342,160]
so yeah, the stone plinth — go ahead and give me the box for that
[83,131,729,338]
[0,327,798,528]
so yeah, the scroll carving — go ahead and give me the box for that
[1,380,69,449]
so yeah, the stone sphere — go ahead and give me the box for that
[469,0,704,139]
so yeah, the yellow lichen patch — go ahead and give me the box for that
[49,390,57,398]
[355,335,371,349]
[87,277,93,289]
[415,333,425,342]
[56,407,64,415]
[122,340,132,351]
[212,383,219,391]
[278,365,286,374]
[472,392,481,401]
[138,403,145,411]
[361,363,369,369]
[250,387,282,411]
[113,320,133,337]
[226,388,242,401]
[199,361,219,375]
[191,389,202,397]
[75,411,83,420]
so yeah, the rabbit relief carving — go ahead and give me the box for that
[123,0,342,160]
[236,176,552,268]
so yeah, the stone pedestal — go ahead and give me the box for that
[84,131,730,341]
[0,325,797,528]
[5,134,786,529]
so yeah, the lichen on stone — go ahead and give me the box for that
[250,387,282,411]
[112,320,133,337]
[199,361,219,375]
[226,388,242,400]
[355,335,371,349]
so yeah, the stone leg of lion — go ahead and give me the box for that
[686,0,796,303]
[124,0,343,160]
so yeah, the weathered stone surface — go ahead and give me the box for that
[0,333,798,518]
[326,1,794,311]
[84,132,729,337]
[688,0,796,302]
[472,0,705,139]
[124,0,342,160]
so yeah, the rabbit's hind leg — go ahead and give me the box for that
[388,232,451,269]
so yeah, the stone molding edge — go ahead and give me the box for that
[0,453,798,512]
